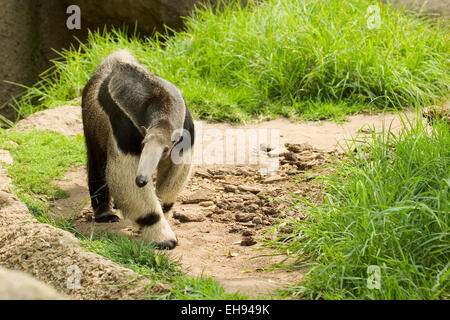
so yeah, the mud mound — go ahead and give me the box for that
[16,105,83,136]
[0,267,66,300]
[0,158,151,299]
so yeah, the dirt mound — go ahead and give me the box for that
[0,266,67,300]
[15,105,83,136]
[0,156,152,299]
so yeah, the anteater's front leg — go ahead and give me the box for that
[85,138,120,223]
[106,154,177,249]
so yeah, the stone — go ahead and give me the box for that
[252,216,262,225]
[238,185,261,194]
[242,230,253,236]
[173,210,206,222]
[223,184,238,193]
[182,190,214,204]
[263,175,286,184]
[199,201,214,207]
[235,213,255,222]
[240,236,257,246]
[267,147,289,158]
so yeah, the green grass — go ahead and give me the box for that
[10,0,449,123]
[270,116,449,299]
[0,128,247,300]
[82,232,248,299]
[0,129,86,198]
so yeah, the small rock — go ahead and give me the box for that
[182,190,214,204]
[235,213,256,222]
[229,226,242,233]
[267,147,289,158]
[423,105,450,124]
[241,193,260,201]
[245,203,260,213]
[199,201,214,207]
[213,208,227,215]
[0,191,13,207]
[235,167,254,176]
[285,143,313,153]
[252,216,262,225]
[242,230,253,236]
[263,175,286,184]
[223,184,238,193]
[263,207,278,216]
[240,236,257,246]
[238,185,261,194]
[173,210,206,222]
[195,169,212,179]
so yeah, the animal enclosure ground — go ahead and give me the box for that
[1,105,417,298]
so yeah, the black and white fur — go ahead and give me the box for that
[81,50,194,250]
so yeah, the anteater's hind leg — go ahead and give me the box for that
[156,148,193,213]
[106,154,177,249]
[85,139,120,223]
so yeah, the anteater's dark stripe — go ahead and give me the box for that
[184,99,195,147]
[162,203,174,213]
[98,74,143,155]
[173,99,195,150]
[136,212,160,227]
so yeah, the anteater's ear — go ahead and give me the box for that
[140,126,147,136]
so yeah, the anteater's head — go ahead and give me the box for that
[135,119,177,188]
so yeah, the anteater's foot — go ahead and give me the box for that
[156,239,177,250]
[94,211,120,223]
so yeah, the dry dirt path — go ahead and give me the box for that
[4,106,416,298]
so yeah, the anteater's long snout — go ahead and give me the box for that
[135,140,163,188]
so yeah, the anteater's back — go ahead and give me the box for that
[81,50,139,154]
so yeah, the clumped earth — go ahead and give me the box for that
[1,105,416,298]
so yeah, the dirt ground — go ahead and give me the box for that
[1,105,417,298]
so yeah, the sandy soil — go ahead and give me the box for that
[1,105,417,298]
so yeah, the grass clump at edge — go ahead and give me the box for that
[0,129,86,199]
[270,116,449,299]
[10,0,449,123]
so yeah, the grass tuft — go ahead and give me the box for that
[271,116,449,299]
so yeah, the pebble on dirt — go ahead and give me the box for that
[240,236,257,246]
[181,189,214,204]
[172,210,206,222]
[198,201,215,207]
[223,184,238,193]
[263,175,286,184]
[235,213,256,222]
[238,185,261,194]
